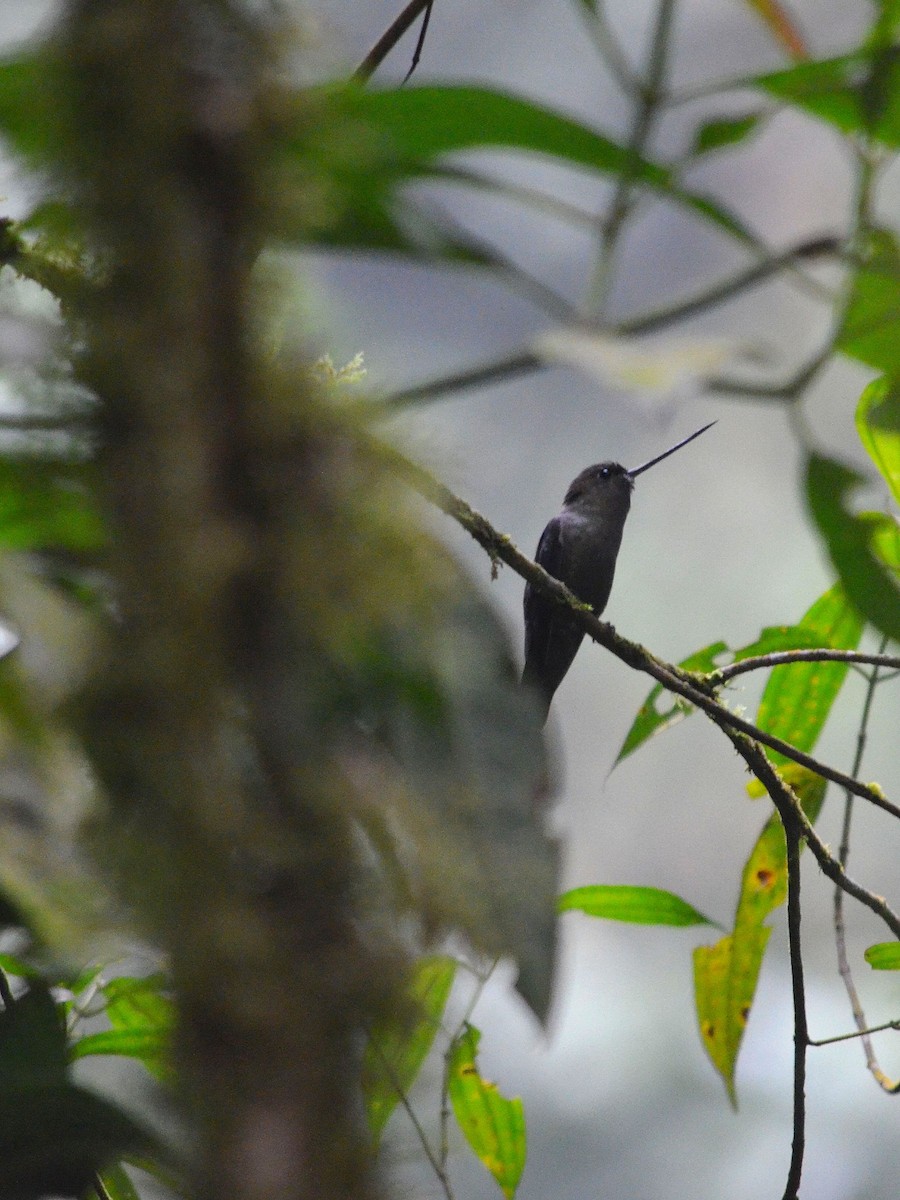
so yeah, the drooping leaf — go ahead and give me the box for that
[757,47,900,146]
[449,1025,526,1200]
[856,374,900,505]
[694,927,770,1107]
[838,230,900,375]
[695,764,825,1102]
[69,1030,172,1081]
[0,987,161,1199]
[864,941,900,969]
[358,565,559,1023]
[752,582,864,778]
[805,455,900,645]
[558,884,716,926]
[276,82,755,254]
[362,955,456,1141]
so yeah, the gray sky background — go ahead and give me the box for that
[2,3,899,1199]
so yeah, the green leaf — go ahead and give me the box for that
[449,1025,526,1200]
[864,941,900,969]
[753,583,864,771]
[0,984,68,1086]
[616,624,830,766]
[806,455,900,645]
[69,974,174,1082]
[616,641,727,763]
[757,47,900,146]
[0,987,161,1198]
[363,955,456,1141]
[0,460,105,555]
[856,375,900,505]
[0,53,58,164]
[691,112,763,156]
[280,83,755,254]
[102,974,173,1034]
[89,1163,142,1200]
[69,1029,172,1080]
[558,884,715,927]
[838,230,900,374]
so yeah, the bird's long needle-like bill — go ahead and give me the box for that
[627,421,716,478]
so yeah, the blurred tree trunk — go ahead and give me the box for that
[57,5,392,1200]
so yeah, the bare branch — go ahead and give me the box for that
[782,805,807,1200]
[388,454,900,821]
[354,0,433,83]
[710,648,900,687]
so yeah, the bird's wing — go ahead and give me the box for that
[533,515,564,580]
[523,516,563,633]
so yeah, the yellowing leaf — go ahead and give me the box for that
[694,927,770,1106]
[449,1025,525,1200]
[696,764,825,1101]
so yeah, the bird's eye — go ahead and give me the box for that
[599,466,611,480]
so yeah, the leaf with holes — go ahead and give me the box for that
[449,1025,526,1200]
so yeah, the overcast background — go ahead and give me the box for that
[2,3,900,1199]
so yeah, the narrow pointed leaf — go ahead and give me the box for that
[304,83,754,245]
[856,375,900,505]
[616,642,726,763]
[363,955,456,1141]
[695,764,825,1101]
[757,48,900,146]
[558,884,715,927]
[617,623,829,766]
[449,1025,526,1200]
[694,927,770,1107]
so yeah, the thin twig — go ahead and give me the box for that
[810,1018,900,1047]
[402,0,434,84]
[579,0,642,97]
[782,805,807,1200]
[367,1032,455,1200]
[710,647,900,687]
[375,236,841,411]
[583,0,676,319]
[377,350,542,410]
[723,732,900,942]
[833,636,900,1092]
[354,0,433,83]
[614,236,842,337]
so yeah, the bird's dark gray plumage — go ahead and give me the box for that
[522,423,715,724]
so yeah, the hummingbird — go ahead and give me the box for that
[522,422,715,724]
